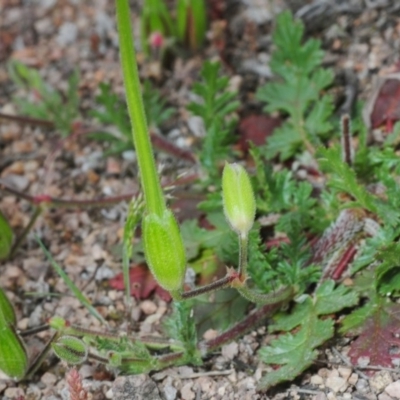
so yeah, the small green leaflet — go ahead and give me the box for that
[258,281,358,390]
[164,301,202,365]
[318,146,378,213]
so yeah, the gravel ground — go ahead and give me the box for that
[1,0,400,399]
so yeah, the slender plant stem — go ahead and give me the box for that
[341,113,352,166]
[10,206,43,258]
[237,234,248,277]
[237,284,294,305]
[115,0,165,217]
[179,272,239,300]
[19,324,50,337]
[203,287,295,353]
[25,332,60,380]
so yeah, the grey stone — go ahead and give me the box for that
[112,375,162,400]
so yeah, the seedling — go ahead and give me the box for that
[141,0,206,54]
[8,61,79,137]
[187,61,240,180]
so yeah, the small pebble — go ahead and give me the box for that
[348,373,359,386]
[221,342,239,360]
[385,380,400,399]
[4,388,25,398]
[181,382,195,400]
[370,371,393,392]
[41,372,57,386]
[163,384,177,400]
[338,366,352,380]
[379,393,395,400]
[326,376,348,393]
[140,300,157,315]
[311,375,324,385]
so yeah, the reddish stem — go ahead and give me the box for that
[331,244,358,280]
[203,292,293,352]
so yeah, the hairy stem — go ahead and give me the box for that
[237,234,248,277]
[115,0,165,217]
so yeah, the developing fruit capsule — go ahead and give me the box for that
[222,163,256,237]
[142,209,186,293]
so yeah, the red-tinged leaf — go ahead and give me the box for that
[238,114,282,153]
[109,264,171,302]
[348,299,400,372]
[370,78,400,132]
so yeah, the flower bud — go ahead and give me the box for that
[52,336,88,365]
[142,209,186,292]
[222,163,256,237]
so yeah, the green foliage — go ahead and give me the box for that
[250,145,329,235]
[142,80,175,127]
[38,238,107,324]
[258,281,358,390]
[90,81,174,155]
[374,242,400,296]
[141,0,175,54]
[193,289,248,336]
[141,0,206,53]
[318,146,378,213]
[97,336,155,374]
[256,11,334,160]
[247,228,320,295]
[8,60,79,137]
[176,0,206,50]
[0,211,13,260]
[187,61,240,179]
[163,301,202,365]
[0,287,28,380]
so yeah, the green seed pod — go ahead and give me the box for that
[222,163,256,237]
[0,290,27,380]
[52,335,88,365]
[142,209,186,292]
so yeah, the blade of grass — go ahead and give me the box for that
[37,237,107,325]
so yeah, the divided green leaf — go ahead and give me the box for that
[256,11,334,160]
[258,281,358,390]
[187,61,239,179]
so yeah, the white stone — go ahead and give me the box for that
[338,367,352,380]
[310,375,324,385]
[385,380,400,399]
[140,300,157,315]
[348,373,358,385]
[325,376,348,393]
[163,384,177,400]
[181,382,195,400]
[379,393,395,400]
[221,342,239,360]
[370,371,393,392]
